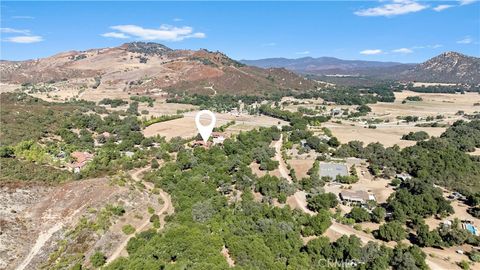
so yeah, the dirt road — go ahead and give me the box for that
[273,135,315,215]
[327,221,454,270]
[106,167,173,263]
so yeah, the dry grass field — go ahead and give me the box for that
[143,111,287,139]
[323,91,480,148]
[370,91,480,120]
[324,122,446,148]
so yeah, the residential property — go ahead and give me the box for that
[318,135,331,142]
[212,132,226,145]
[395,173,412,181]
[300,139,307,147]
[339,190,376,205]
[319,162,348,179]
[123,151,135,158]
[68,151,94,173]
[192,140,211,148]
[462,221,479,236]
[448,192,466,201]
[101,131,111,138]
[331,108,343,117]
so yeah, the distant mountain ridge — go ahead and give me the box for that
[241,56,407,73]
[241,52,480,84]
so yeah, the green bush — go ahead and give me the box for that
[122,224,136,235]
[90,251,106,267]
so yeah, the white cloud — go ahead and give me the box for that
[11,16,35,19]
[360,49,383,55]
[433,5,454,11]
[457,36,473,44]
[392,48,413,53]
[459,0,477,5]
[101,32,130,39]
[0,27,30,35]
[173,18,183,22]
[4,35,43,43]
[295,51,310,55]
[354,0,428,17]
[106,24,205,41]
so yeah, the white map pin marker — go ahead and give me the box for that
[195,110,216,143]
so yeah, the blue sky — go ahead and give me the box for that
[1,1,479,63]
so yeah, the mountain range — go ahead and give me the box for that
[242,52,480,84]
[1,43,479,100]
[0,42,316,97]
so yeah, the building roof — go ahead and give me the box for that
[212,132,226,138]
[192,140,211,148]
[319,162,348,179]
[339,190,372,202]
[69,151,94,168]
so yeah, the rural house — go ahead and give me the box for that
[339,190,376,205]
[68,151,94,173]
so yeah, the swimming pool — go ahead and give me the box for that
[465,223,478,236]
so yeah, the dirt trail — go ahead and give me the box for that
[106,167,173,263]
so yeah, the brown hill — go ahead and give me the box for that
[0,42,317,97]
[400,51,480,84]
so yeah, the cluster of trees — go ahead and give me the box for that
[374,221,406,241]
[259,105,330,128]
[306,192,338,211]
[403,96,423,102]
[441,120,480,152]
[348,206,386,223]
[401,131,429,141]
[348,104,372,118]
[129,95,155,107]
[167,94,264,112]
[335,121,480,193]
[293,85,395,105]
[406,84,478,94]
[386,179,453,222]
[304,236,427,270]
[141,114,183,127]
[99,98,128,108]
[255,174,295,203]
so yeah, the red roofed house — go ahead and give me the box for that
[69,151,94,173]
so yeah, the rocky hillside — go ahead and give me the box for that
[0,42,317,97]
[401,52,480,84]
